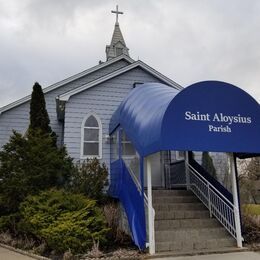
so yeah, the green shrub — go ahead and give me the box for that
[0,130,74,214]
[28,82,56,145]
[69,158,108,202]
[0,213,20,233]
[19,189,109,254]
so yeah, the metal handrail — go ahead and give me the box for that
[187,162,238,240]
[127,163,154,211]
[188,164,234,208]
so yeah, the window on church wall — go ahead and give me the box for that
[81,114,102,159]
[110,130,119,162]
[121,131,135,157]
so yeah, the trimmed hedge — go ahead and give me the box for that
[19,189,109,254]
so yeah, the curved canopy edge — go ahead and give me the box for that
[110,81,260,157]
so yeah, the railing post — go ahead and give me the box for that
[185,151,190,190]
[228,153,243,248]
[147,156,155,255]
[165,164,170,189]
[207,183,212,218]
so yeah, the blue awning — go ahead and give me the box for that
[110,81,260,157]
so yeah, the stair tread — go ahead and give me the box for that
[154,202,202,205]
[156,237,235,244]
[155,217,216,221]
[155,226,227,232]
[155,208,209,213]
[153,247,245,256]
[154,218,220,228]
[155,238,237,252]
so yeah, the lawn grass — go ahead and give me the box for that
[242,204,260,216]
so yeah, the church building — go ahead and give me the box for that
[0,6,259,255]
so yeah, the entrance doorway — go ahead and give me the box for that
[144,152,164,188]
[164,151,186,189]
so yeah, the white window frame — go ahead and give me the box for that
[80,112,102,159]
[121,131,136,159]
[110,130,119,162]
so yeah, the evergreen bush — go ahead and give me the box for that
[0,82,74,216]
[19,189,109,254]
[28,82,56,144]
[0,130,73,214]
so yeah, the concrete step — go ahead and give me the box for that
[152,189,235,254]
[155,237,236,252]
[155,227,230,242]
[153,189,193,197]
[155,218,220,230]
[155,209,210,220]
[154,202,206,211]
[153,195,199,204]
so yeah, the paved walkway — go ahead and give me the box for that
[1,246,260,260]
[0,246,35,260]
[155,251,260,260]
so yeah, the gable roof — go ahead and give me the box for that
[58,60,183,102]
[0,54,134,114]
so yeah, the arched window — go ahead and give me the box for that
[81,113,102,159]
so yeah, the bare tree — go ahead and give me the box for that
[238,157,260,204]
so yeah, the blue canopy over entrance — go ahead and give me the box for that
[110,81,260,156]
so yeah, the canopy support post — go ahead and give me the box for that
[147,156,155,255]
[228,153,243,248]
[185,151,190,190]
[140,156,144,202]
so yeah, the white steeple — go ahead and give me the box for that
[106,5,130,61]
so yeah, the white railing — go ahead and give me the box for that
[187,163,238,240]
[125,162,155,250]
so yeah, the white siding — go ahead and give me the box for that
[0,59,130,149]
[64,67,165,168]
[0,102,30,147]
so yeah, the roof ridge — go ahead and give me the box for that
[0,55,134,114]
[43,54,133,93]
[58,60,182,102]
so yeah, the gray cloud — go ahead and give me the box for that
[0,0,259,107]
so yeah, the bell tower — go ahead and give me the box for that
[106,5,130,60]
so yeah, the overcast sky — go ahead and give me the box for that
[0,0,259,108]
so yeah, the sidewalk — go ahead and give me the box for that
[0,246,35,260]
[154,251,260,260]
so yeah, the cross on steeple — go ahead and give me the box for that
[111,5,123,24]
[106,5,129,60]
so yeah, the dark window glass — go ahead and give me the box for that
[83,143,99,156]
[85,115,98,127]
[84,129,98,142]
